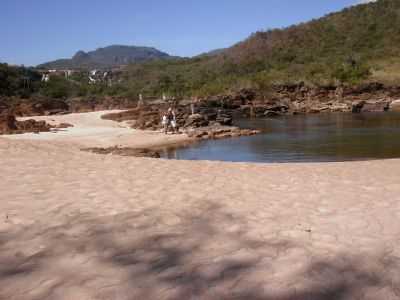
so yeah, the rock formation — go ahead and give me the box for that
[0,112,52,134]
[81,147,161,158]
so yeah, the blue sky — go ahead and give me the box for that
[1,0,368,66]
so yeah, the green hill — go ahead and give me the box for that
[120,0,400,97]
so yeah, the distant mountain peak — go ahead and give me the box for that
[38,45,171,69]
[72,50,89,60]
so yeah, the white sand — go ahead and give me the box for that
[5,110,191,149]
[1,110,400,299]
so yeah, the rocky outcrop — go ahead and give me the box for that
[0,97,69,116]
[0,113,18,133]
[102,104,235,132]
[54,123,74,129]
[0,113,52,135]
[81,146,160,158]
[101,103,258,142]
[200,84,400,117]
[101,106,162,130]
[3,82,400,120]
[0,96,138,117]
[184,114,209,128]
[186,125,260,140]
[352,100,390,113]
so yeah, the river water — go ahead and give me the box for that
[161,112,400,163]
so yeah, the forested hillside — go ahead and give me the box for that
[120,0,400,97]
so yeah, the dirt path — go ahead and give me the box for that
[1,111,400,299]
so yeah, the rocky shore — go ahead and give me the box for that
[81,146,161,158]
[101,105,260,141]
[96,83,400,141]
[2,83,400,117]
[2,82,400,136]
[203,83,400,117]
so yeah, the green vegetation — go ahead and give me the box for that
[2,0,400,100]
[0,64,126,99]
[0,64,41,98]
[113,0,400,97]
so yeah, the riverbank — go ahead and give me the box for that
[2,83,400,119]
[2,110,260,155]
[1,110,400,299]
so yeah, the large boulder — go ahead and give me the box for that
[216,115,233,126]
[352,100,365,113]
[184,114,209,128]
[362,101,390,112]
[0,112,51,134]
[16,119,51,133]
[265,102,289,113]
[12,98,69,116]
[102,106,163,130]
[330,102,351,112]
[0,113,18,134]
[264,110,282,117]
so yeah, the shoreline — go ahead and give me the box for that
[2,110,261,156]
[3,109,400,163]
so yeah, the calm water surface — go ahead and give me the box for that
[161,112,400,163]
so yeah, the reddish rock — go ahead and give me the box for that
[187,125,260,140]
[81,146,160,158]
[54,123,74,129]
[0,113,18,134]
[15,119,51,133]
[352,100,390,113]
[0,112,52,135]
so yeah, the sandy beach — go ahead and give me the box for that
[5,110,192,149]
[1,111,400,299]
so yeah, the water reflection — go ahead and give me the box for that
[162,112,400,163]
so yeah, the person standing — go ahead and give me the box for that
[162,114,168,134]
[164,107,178,134]
[170,109,177,134]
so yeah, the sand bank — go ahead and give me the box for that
[1,110,400,299]
[3,110,192,149]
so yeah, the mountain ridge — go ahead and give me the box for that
[38,45,172,69]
